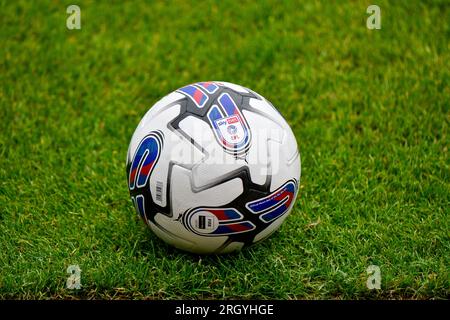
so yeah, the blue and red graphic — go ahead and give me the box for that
[213,221,255,235]
[184,207,255,236]
[128,133,162,190]
[177,85,209,108]
[205,208,242,221]
[195,82,219,94]
[207,93,251,153]
[246,180,297,223]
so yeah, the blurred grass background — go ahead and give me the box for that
[0,0,449,299]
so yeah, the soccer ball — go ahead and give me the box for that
[126,81,301,254]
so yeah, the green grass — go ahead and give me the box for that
[0,0,449,299]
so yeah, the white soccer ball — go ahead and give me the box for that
[127,81,301,254]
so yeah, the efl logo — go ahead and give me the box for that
[208,93,251,154]
[215,115,246,146]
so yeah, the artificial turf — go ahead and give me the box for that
[0,0,449,299]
